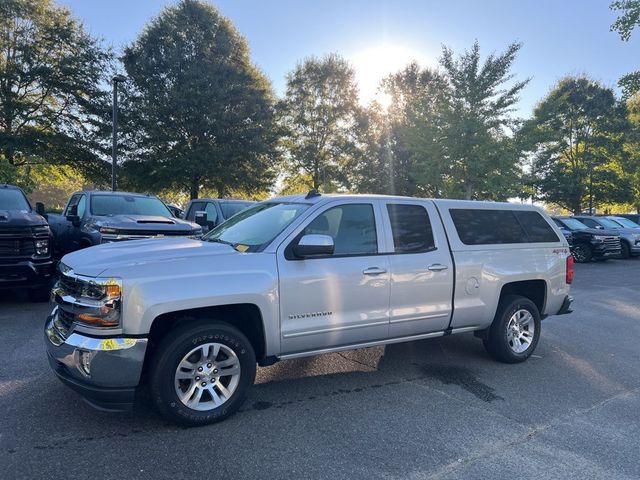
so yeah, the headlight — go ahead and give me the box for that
[56,275,122,328]
[35,239,49,256]
[100,227,118,234]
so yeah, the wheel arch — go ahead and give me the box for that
[498,279,546,317]
[142,303,268,377]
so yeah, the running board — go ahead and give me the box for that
[278,326,479,360]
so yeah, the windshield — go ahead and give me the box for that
[596,217,622,229]
[220,201,254,219]
[610,217,640,229]
[560,218,589,230]
[203,202,310,252]
[91,195,172,217]
[0,189,30,211]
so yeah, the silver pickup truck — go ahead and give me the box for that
[45,193,574,426]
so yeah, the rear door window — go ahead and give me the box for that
[387,204,435,253]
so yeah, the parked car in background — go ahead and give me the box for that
[166,204,185,219]
[617,214,640,224]
[184,198,255,232]
[552,217,621,263]
[606,215,640,230]
[0,184,54,301]
[46,194,573,426]
[573,215,640,259]
[48,191,202,257]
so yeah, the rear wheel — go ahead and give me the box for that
[572,244,592,263]
[149,321,256,427]
[483,295,541,363]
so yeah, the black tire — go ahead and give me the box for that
[572,244,592,263]
[27,285,51,302]
[149,321,256,427]
[621,241,631,259]
[482,295,541,364]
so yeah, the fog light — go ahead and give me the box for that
[76,350,94,376]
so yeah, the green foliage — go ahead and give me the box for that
[438,41,528,200]
[625,93,640,211]
[610,0,640,97]
[278,53,363,191]
[120,0,279,199]
[0,0,113,184]
[521,77,631,213]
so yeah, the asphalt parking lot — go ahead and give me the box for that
[1,259,639,479]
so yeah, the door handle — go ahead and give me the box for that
[363,267,387,276]
[427,263,448,272]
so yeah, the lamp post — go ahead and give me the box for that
[111,75,127,192]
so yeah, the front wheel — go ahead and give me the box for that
[149,321,256,427]
[621,242,631,259]
[572,244,592,263]
[483,295,541,363]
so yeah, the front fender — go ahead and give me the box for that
[119,257,280,356]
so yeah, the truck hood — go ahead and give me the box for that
[91,214,198,232]
[573,227,619,236]
[0,209,47,228]
[62,237,236,277]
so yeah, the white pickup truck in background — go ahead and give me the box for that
[45,192,573,426]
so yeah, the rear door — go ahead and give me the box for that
[381,200,454,337]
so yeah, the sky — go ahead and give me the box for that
[59,0,640,117]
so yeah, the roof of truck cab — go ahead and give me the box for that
[269,193,543,210]
[0,184,22,190]
[189,198,256,203]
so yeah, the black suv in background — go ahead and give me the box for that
[48,191,202,257]
[184,198,255,232]
[0,184,54,301]
[552,217,621,263]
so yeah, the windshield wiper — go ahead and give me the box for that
[206,237,236,247]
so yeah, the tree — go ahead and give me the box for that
[0,0,112,184]
[121,0,278,199]
[279,53,363,191]
[610,0,640,97]
[521,77,630,214]
[351,63,451,197]
[625,93,640,212]
[438,41,528,200]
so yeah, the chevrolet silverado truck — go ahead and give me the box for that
[0,184,55,301]
[48,190,202,257]
[45,193,574,426]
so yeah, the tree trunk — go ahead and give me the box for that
[464,182,473,200]
[189,177,199,200]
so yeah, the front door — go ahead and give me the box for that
[381,201,454,337]
[278,202,390,355]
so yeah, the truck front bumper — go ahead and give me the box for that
[44,307,147,411]
[0,258,55,289]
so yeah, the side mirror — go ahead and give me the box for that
[595,225,603,229]
[293,234,335,258]
[194,211,208,227]
[35,202,46,217]
[66,204,80,226]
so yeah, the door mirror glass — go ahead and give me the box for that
[194,211,208,227]
[293,234,335,258]
[66,204,79,225]
[35,202,46,217]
